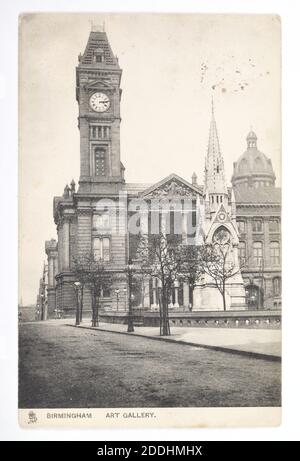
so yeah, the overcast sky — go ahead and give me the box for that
[19,13,281,305]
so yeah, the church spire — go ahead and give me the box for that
[204,99,228,210]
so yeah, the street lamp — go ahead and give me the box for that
[115,289,120,311]
[74,281,82,326]
[127,258,134,333]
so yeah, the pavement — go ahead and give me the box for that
[19,322,281,408]
[60,318,281,361]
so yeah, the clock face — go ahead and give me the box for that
[89,92,110,113]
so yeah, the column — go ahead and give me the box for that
[48,257,54,287]
[161,211,167,236]
[62,218,70,271]
[143,278,150,308]
[182,211,188,244]
[246,218,253,267]
[183,282,190,310]
[264,218,270,270]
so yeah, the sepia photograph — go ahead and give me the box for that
[18,13,281,428]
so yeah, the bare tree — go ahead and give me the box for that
[179,244,204,301]
[73,252,111,326]
[198,237,242,311]
[137,233,184,336]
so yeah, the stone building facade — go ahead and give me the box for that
[44,30,281,317]
[35,262,48,320]
[232,131,281,310]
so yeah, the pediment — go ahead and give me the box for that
[141,174,202,199]
[212,204,230,225]
[85,79,115,91]
[205,204,239,244]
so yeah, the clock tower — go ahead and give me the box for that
[76,29,124,193]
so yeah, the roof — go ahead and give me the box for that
[233,148,275,177]
[234,186,281,205]
[122,174,203,197]
[122,183,152,194]
[79,31,119,68]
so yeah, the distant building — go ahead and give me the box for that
[232,131,281,309]
[18,304,37,322]
[35,263,48,320]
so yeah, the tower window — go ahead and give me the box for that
[93,48,105,63]
[90,125,111,139]
[94,146,107,176]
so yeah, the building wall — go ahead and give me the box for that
[236,204,281,309]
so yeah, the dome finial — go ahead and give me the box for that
[246,128,257,149]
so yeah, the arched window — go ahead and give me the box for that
[253,241,263,266]
[273,277,281,296]
[270,241,280,265]
[254,157,263,170]
[239,158,248,172]
[269,219,280,232]
[237,220,245,233]
[252,219,263,232]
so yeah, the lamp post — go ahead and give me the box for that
[115,289,120,311]
[127,258,134,333]
[74,281,82,326]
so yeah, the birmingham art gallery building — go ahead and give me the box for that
[42,30,281,319]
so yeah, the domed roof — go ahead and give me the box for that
[232,130,276,188]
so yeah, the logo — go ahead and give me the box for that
[28,411,37,424]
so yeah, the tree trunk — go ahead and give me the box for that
[80,285,84,322]
[222,282,227,311]
[158,289,163,336]
[161,286,170,336]
[91,287,96,327]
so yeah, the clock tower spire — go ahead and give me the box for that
[76,29,123,192]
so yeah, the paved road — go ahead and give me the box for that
[19,322,281,408]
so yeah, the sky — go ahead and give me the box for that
[19,13,281,305]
